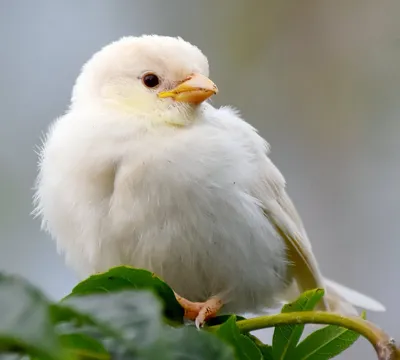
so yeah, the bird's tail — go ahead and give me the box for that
[279,278,386,316]
[322,278,385,315]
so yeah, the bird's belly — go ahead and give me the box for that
[113,184,288,314]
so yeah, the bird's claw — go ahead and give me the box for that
[174,292,223,328]
[195,316,204,329]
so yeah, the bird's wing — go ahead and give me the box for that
[253,156,385,314]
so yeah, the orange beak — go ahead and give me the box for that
[158,73,218,104]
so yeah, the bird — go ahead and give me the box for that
[33,35,385,327]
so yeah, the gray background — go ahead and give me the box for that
[0,1,399,359]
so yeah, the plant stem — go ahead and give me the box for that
[207,311,400,360]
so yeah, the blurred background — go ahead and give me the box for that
[0,1,399,358]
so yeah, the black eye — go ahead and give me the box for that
[142,73,160,88]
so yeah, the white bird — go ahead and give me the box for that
[34,35,385,327]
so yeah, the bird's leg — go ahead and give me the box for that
[174,292,223,328]
[174,292,204,320]
[194,297,223,328]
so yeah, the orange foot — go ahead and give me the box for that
[174,292,223,328]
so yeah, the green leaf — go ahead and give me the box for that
[207,314,269,358]
[60,290,163,352]
[158,326,235,360]
[216,315,263,360]
[58,290,234,359]
[0,273,63,360]
[259,345,274,360]
[293,313,365,360]
[103,326,236,360]
[60,333,110,360]
[50,303,98,329]
[65,266,183,323]
[206,314,247,327]
[272,288,324,360]
[58,291,234,360]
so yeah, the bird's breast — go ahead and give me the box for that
[103,135,288,313]
[40,113,288,313]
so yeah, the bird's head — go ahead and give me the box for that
[70,35,218,126]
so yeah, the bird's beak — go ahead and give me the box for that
[158,73,218,104]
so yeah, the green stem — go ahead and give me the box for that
[208,311,400,360]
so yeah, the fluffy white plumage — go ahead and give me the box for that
[34,35,385,318]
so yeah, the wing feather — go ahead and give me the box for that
[254,155,385,314]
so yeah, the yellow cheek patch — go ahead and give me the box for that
[102,84,152,112]
[163,117,188,127]
[101,84,193,127]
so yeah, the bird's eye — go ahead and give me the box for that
[142,73,160,88]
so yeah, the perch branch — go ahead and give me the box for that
[208,311,400,360]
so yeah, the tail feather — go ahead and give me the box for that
[279,278,386,316]
[324,278,386,313]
